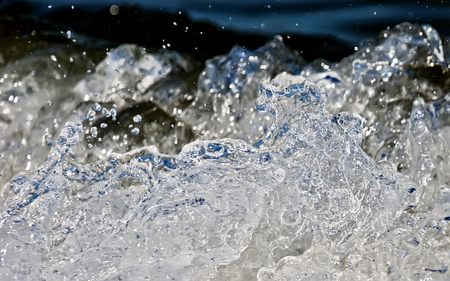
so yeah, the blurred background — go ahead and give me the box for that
[0,0,449,61]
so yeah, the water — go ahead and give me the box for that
[0,2,449,281]
[16,1,450,45]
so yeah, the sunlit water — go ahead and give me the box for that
[0,23,449,280]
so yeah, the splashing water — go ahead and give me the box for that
[0,23,449,280]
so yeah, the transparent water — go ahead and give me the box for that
[0,22,449,280]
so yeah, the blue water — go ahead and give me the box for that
[16,0,450,45]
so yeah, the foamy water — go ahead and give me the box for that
[0,23,449,280]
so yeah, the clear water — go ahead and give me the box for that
[0,23,449,280]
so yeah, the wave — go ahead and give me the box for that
[0,23,449,280]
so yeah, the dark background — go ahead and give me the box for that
[1,0,449,61]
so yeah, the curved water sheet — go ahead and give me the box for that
[0,43,195,187]
[0,44,99,188]
[3,75,443,281]
[0,36,302,188]
[73,44,197,159]
[302,23,450,186]
[297,26,450,280]
[181,36,304,142]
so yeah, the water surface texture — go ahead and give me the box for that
[0,1,449,281]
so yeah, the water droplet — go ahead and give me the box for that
[110,5,120,16]
[130,128,140,136]
[92,103,102,112]
[133,114,142,123]
[90,127,98,138]
[86,110,96,121]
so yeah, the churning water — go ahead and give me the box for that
[0,5,449,280]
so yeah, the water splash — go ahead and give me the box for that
[0,23,449,280]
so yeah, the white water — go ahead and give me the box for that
[0,23,449,280]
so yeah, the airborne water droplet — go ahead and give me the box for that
[133,114,142,123]
[130,127,140,136]
[110,5,119,16]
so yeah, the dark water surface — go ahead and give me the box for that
[1,0,449,61]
